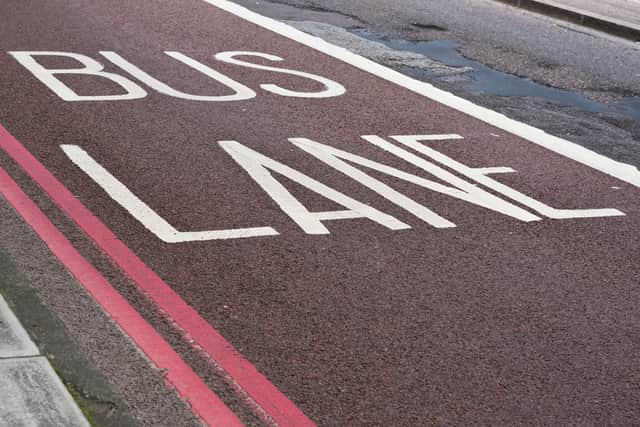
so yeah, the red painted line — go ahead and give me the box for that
[0,166,242,427]
[0,125,315,427]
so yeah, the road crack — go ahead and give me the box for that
[260,0,367,24]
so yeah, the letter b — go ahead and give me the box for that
[9,51,147,101]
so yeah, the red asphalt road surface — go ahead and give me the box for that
[1,0,640,425]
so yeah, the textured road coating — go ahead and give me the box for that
[0,168,200,426]
[1,0,640,425]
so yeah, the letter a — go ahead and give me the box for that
[219,140,408,234]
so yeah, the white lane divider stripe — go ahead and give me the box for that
[202,0,640,188]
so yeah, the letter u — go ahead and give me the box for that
[100,51,256,101]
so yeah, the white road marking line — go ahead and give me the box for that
[293,136,542,225]
[61,145,279,242]
[472,167,517,174]
[202,0,640,188]
[388,135,624,219]
[219,140,410,234]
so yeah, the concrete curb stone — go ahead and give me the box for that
[495,0,640,41]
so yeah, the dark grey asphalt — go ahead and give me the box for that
[236,0,640,168]
[240,0,640,100]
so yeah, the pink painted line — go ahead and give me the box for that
[0,166,242,427]
[0,124,315,427]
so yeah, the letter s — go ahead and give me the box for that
[214,51,346,99]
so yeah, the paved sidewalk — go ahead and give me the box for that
[498,0,640,40]
[552,0,640,26]
[0,294,90,426]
